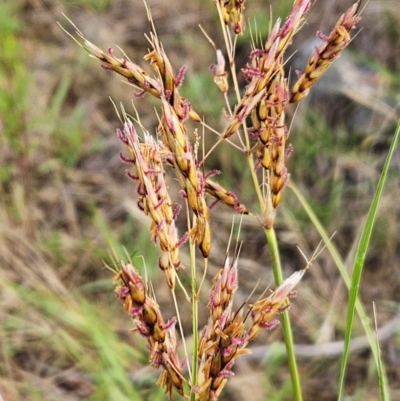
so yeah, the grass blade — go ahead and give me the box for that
[289,119,399,399]
[337,121,400,400]
[288,182,383,367]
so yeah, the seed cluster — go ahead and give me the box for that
[71,0,362,399]
[195,255,304,400]
[114,262,184,397]
[115,258,305,400]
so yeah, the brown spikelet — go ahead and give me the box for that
[74,27,200,122]
[222,0,311,140]
[205,179,249,214]
[290,0,362,103]
[159,98,212,258]
[197,255,245,401]
[196,255,307,401]
[117,119,183,288]
[218,0,313,219]
[250,62,290,212]
[143,31,200,122]
[247,269,306,341]
[114,262,184,397]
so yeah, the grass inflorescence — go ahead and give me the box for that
[61,1,386,400]
[2,0,400,400]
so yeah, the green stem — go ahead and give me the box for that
[265,227,303,401]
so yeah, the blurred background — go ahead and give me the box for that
[1,0,400,400]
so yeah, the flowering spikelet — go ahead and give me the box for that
[153,146,248,216]
[215,2,307,231]
[251,62,290,211]
[197,255,248,401]
[159,98,212,258]
[82,39,161,96]
[114,262,184,397]
[76,28,200,122]
[117,119,182,288]
[217,0,247,35]
[143,30,198,122]
[196,255,306,401]
[205,179,249,214]
[226,2,310,218]
[210,49,229,93]
[247,269,305,341]
[222,0,311,139]
[290,0,362,102]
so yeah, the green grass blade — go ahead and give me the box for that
[373,303,389,401]
[289,121,398,399]
[288,182,380,354]
[337,121,399,400]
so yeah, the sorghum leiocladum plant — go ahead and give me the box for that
[63,0,361,400]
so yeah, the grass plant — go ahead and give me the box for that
[59,0,396,400]
[1,0,400,400]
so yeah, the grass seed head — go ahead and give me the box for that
[66,0,362,398]
[118,119,184,288]
[290,1,362,102]
[196,252,308,400]
[115,262,184,398]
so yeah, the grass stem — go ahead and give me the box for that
[265,226,303,401]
